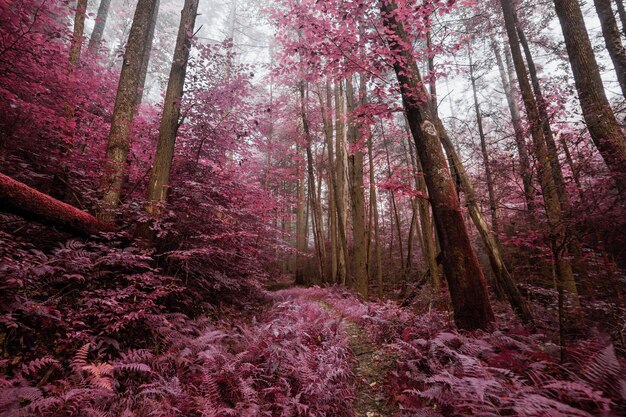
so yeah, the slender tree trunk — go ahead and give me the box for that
[335,81,349,285]
[492,38,535,212]
[616,0,626,35]
[98,0,158,222]
[345,77,368,297]
[319,81,338,283]
[553,0,626,182]
[469,46,500,237]
[594,0,626,98]
[518,26,569,206]
[88,0,112,53]
[295,144,307,285]
[383,136,405,274]
[501,0,580,307]
[367,133,384,296]
[140,0,198,241]
[137,0,160,105]
[69,0,88,66]
[380,0,495,330]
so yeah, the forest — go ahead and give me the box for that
[0,0,625,415]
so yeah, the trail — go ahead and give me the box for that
[318,301,398,417]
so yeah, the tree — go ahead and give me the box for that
[380,0,494,330]
[553,0,626,183]
[594,0,626,99]
[141,0,199,240]
[88,0,112,53]
[69,0,88,66]
[98,0,158,222]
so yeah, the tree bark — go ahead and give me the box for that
[616,0,626,36]
[553,0,626,183]
[88,0,112,53]
[345,76,368,298]
[380,0,495,330]
[367,132,384,296]
[69,0,88,66]
[295,144,307,285]
[335,81,349,285]
[594,0,626,98]
[98,0,158,222]
[0,173,112,236]
[140,0,198,241]
[137,0,160,105]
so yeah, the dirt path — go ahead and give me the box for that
[319,302,398,417]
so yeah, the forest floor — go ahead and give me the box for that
[318,300,398,416]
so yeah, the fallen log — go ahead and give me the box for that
[0,172,113,236]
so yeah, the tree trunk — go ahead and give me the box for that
[501,0,580,306]
[88,0,112,53]
[0,173,112,236]
[301,81,325,281]
[295,144,307,285]
[319,81,338,283]
[553,0,626,182]
[98,0,158,222]
[367,132,384,296]
[69,0,88,66]
[616,0,626,36]
[380,0,495,330]
[468,45,500,237]
[595,0,626,98]
[140,0,198,241]
[137,0,160,105]
[492,38,535,212]
[335,81,349,285]
[345,77,368,298]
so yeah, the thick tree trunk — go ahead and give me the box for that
[0,173,112,235]
[140,0,198,241]
[345,77,368,297]
[88,0,112,53]
[69,0,88,66]
[492,38,535,212]
[137,0,160,105]
[594,0,626,98]
[98,0,158,222]
[380,0,495,330]
[501,0,580,306]
[553,0,626,182]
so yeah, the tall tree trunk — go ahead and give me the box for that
[492,38,535,212]
[0,173,113,236]
[367,132,384,296]
[501,0,580,306]
[137,0,160,105]
[595,0,626,98]
[553,0,626,182]
[140,0,198,241]
[335,81,349,285]
[517,26,569,207]
[69,0,88,66]
[88,0,112,53]
[468,45,500,237]
[295,144,307,285]
[98,0,158,222]
[616,0,626,35]
[319,81,338,284]
[345,77,368,297]
[380,0,495,330]
[382,136,404,276]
